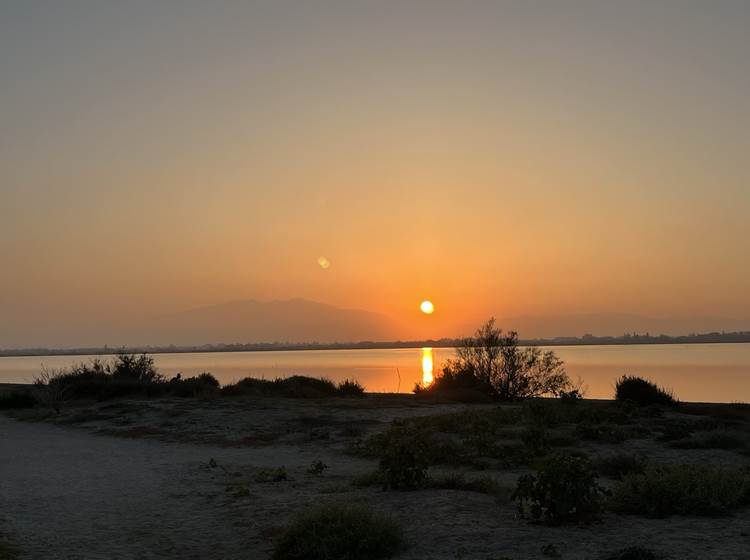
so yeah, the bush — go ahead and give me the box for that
[611,464,750,517]
[222,375,363,398]
[378,425,430,490]
[512,454,606,524]
[272,503,403,560]
[615,376,676,407]
[0,390,37,410]
[167,372,220,398]
[576,422,627,444]
[418,318,571,401]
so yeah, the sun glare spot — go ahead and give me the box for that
[421,347,434,387]
[420,300,434,314]
[317,256,330,269]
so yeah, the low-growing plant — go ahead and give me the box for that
[307,460,329,475]
[512,454,606,524]
[254,467,288,483]
[576,421,627,444]
[272,503,403,560]
[615,376,676,407]
[222,375,363,398]
[611,464,750,517]
[378,425,430,490]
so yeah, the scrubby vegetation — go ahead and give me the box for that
[221,375,364,398]
[272,503,403,560]
[611,464,750,517]
[615,376,676,407]
[593,453,647,480]
[415,318,572,401]
[32,354,220,403]
[513,454,607,524]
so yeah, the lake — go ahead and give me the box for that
[1,343,749,402]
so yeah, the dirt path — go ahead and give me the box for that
[0,415,323,560]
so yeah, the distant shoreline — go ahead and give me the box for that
[2,331,750,358]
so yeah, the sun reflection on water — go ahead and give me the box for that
[421,347,434,387]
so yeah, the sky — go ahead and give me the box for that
[2,1,750,346]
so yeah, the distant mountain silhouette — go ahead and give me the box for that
[131,298,401,346]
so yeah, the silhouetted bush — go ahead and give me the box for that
[167,372,220,398]
[513,454,606,524]
[335,379,365,396]
[417,318,571,401]
[222,375,363,398]
[611,464,750,517]
[272,503,403,560]
[0,390,38,410]
[33,354,222,401]
[615,376,676,407]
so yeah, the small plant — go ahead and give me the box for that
[576,421,626,443]
[378,425,430,490]
[611,464,750,517]
[427,473,501,495]
[254,467,288,483]
[307,460,329,475]
[541,543,562,557]
[272,503,403,560]
[512,454,606,524]
[615,376,676,407]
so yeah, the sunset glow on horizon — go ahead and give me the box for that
[2,2,749,348]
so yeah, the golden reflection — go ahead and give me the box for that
[421,347,434,387]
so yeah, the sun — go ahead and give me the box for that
[419,300,435,315]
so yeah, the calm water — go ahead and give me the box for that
[1,343,749,402]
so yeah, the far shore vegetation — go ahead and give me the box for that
[2,329,750,358]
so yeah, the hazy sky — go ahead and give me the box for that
[2,1,749,345]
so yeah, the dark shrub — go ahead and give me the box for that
[611,464,750,517]
[336,379,365,396]
[273,503,403,560]
[168,372,220,397]
[419,318,571,401]
[222,375,362,398]
[512,454,606,524]
[35,358,168,401]
[378,425,430,490]
[0,390,37,410]
[615,376,676,407]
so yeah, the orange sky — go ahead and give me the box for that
[2,2,749,346]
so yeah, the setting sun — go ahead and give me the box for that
[420,300,435,315]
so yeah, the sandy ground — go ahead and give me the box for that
[2,396,750,559]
